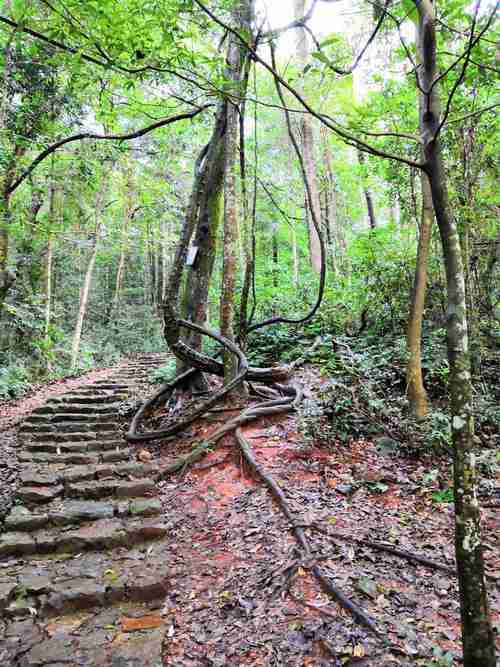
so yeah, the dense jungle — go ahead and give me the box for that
[0,1,499,665]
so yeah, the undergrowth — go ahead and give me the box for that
[248,325,500,458]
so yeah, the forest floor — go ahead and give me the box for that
[132,366,500,667]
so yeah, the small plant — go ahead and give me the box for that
[151,359,177,383]
[422,646,455,666]
[431,488,454,504]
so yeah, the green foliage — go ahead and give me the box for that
[431,488,454,504]
[0,363,31,400]
[151,359,177,384]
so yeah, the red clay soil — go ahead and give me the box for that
[129,386,500,667]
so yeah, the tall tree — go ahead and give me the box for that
[293,0,322,273]
[414,1,495,663]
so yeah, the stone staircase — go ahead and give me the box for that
[0,354,172,666]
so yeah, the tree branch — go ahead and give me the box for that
[8,105,213,195]
[192,0,423,170]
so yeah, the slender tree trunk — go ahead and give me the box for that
[291,226,299,287]
[44,236,53,336]
[70,178,109,369]
[406,82,435,420]
[357,149,378,229]
[70,230,100,369]
[161,217,169,302]
[406,173,432,419]
[322,127,338,276]
[415,3,495,664]
[220,98,239,385]
[294,0,322,272]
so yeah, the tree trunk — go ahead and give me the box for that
[406,172,432,419]
[70,230,100,369]
[415,3,495,664]
[291,226,299,287]
[322,127,338,276]
[357,149,378,229]
[44,236,53,336]
[220,97,239,385]
[406,73,435,421]
[294,0,322,273]
[220,0,253,390]
[70,178,109,369]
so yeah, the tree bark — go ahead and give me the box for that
[357,149,378,229]
[220,0,253,390]
[415,3,495,664]
[406,172,432,419]
[406,61,435,421]
[70,176,110,369]
[293,0,322,273]
[322,127,338,276]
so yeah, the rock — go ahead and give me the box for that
[336,484,354,495]
[42,579,106,615]
[0,581,17,610]
[0,532,36,556]
[129,499,162,517]
[121,614,164,632]
[4,506,48,531]
[50,500,115,526]
[19,469,59,486]
[18,485,63,503]
[375,436,400,454]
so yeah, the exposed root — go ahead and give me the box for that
[235,426,381,638]
[310,524,456,575]
[130,322,383,640]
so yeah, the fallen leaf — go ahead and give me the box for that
[121,614,164,632]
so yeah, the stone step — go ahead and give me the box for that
[0,515,167,558]
[18,461,159,488]
[24,413,120,426]
[47,387,127,405]
[0,539,168,621]
[67,477,156,500]
[20,430,120,443]
[91,383,131,390]
[4,497,162,532]
[20,420,119,434]
[31,403,120,416]
[25,439,124,454]
[18,447,131,467]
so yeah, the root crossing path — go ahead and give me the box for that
[0,354,171,666]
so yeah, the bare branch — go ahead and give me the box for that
[8,105,213,195]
